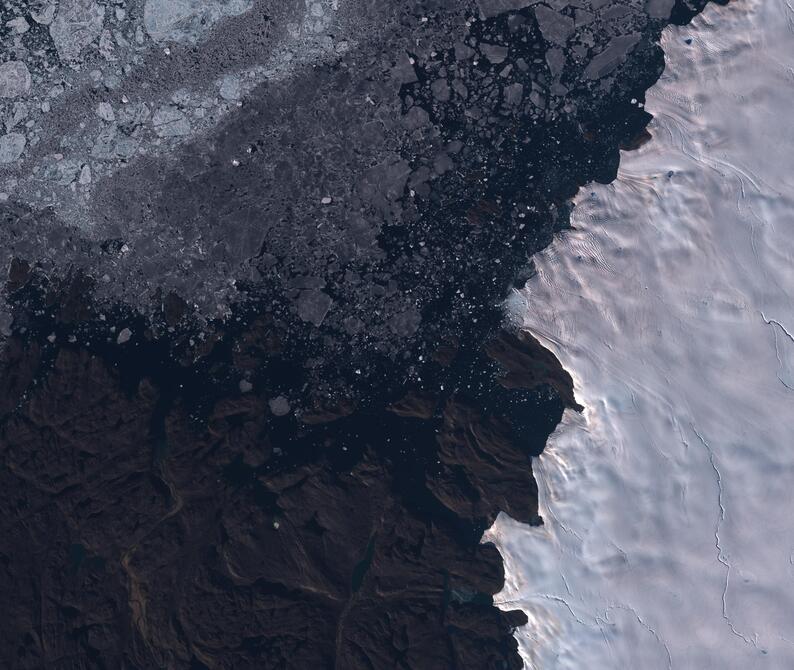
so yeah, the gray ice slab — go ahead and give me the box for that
[584,32,640,79]
[0,62,32,99]
[0,133,26,164]
[143,0,253,44]
[50,0,106,63]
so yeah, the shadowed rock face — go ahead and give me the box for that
[0,289,572,668]
[0,0,721,667]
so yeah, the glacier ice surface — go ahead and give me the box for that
[486,1,794,667]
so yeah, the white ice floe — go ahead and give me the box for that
[486,1,794,667]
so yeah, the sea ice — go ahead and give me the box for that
[50,0,106,63]
[143,0,253,44]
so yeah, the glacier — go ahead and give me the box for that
[486,1,794,667]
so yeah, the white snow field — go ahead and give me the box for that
[485,1,794,668]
